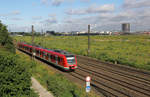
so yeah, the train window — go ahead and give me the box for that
[58,57,61,62]
[43,52,45,56]
[58,57,60,62]
[40,51,43,55]
[36,50,38,54]
[47,54,50,58]
[51,55,53,59]
[51,55,55,60]
[66,56,75,65]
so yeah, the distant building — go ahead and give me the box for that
[122,23,130,33]
[143,32,150,35]
[78,31,87,34]
[46,31,55,36]
[113,32,122,35]
[98,31,112,35]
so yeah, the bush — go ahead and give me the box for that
[46,73,85,97]
[0,21,15,53]
[0,50,38,97]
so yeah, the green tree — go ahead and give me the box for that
[0,20,15,53]
[0,50,38,97]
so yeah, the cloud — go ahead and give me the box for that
[48,13,56,17]
[40,17,57,25]
[11,17,23,21]
[80,0,90,3]
[60,0,150,32]
[10,0,150,32]
[41,0,74,6]
[51,0,64,6]
[8,24,30,32]
[0,10,20,17]
[41,0,65,6]
[32,16,42,20]
[44,18,57,24]
[61,4,150,32]
[11,11,20,15]
[66,4,115,15]
[123,0,150,9]
[41,0,49,5]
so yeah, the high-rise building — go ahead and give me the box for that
[122,23,130,33]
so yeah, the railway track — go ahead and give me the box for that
[18,49,150,97]
[76,55,150,97]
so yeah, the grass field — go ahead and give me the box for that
[16,50,98,97]
[14,35,150,71]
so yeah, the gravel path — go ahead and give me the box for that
[31,77,54,97]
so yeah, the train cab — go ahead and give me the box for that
[65,54,77,70]
[53,50,77,70]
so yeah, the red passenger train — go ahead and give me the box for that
[17,42,77,71]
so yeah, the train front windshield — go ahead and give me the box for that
[66,55,75,65]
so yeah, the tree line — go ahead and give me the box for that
[0,21,38,97]
[0,21,15,53]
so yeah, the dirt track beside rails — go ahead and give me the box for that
[18,49,150,97]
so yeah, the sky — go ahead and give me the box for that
[0,0,150,32]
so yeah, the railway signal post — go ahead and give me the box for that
[86,76,91,97]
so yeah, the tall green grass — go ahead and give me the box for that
[14,35,150,71]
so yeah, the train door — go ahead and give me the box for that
[43,52,46,59]
[51,55,55,63]
[42,51,44,58]
[48,54,51,62]
[30,47,32,53]
[58,57,62,65]
[36,49,39,56]
[40,50,42,58]
[55,55,58,64]
[45,53,48,60]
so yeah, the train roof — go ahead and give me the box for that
[19,42,74,56]
[53,50,74,56]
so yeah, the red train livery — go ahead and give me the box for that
[17,42,77,71]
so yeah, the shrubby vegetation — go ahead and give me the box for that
[0,21,38,97]
[15,35,150,71]
[0,49,38,97]
[0,21,15,53]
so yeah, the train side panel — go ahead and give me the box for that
[17,43,77,71]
